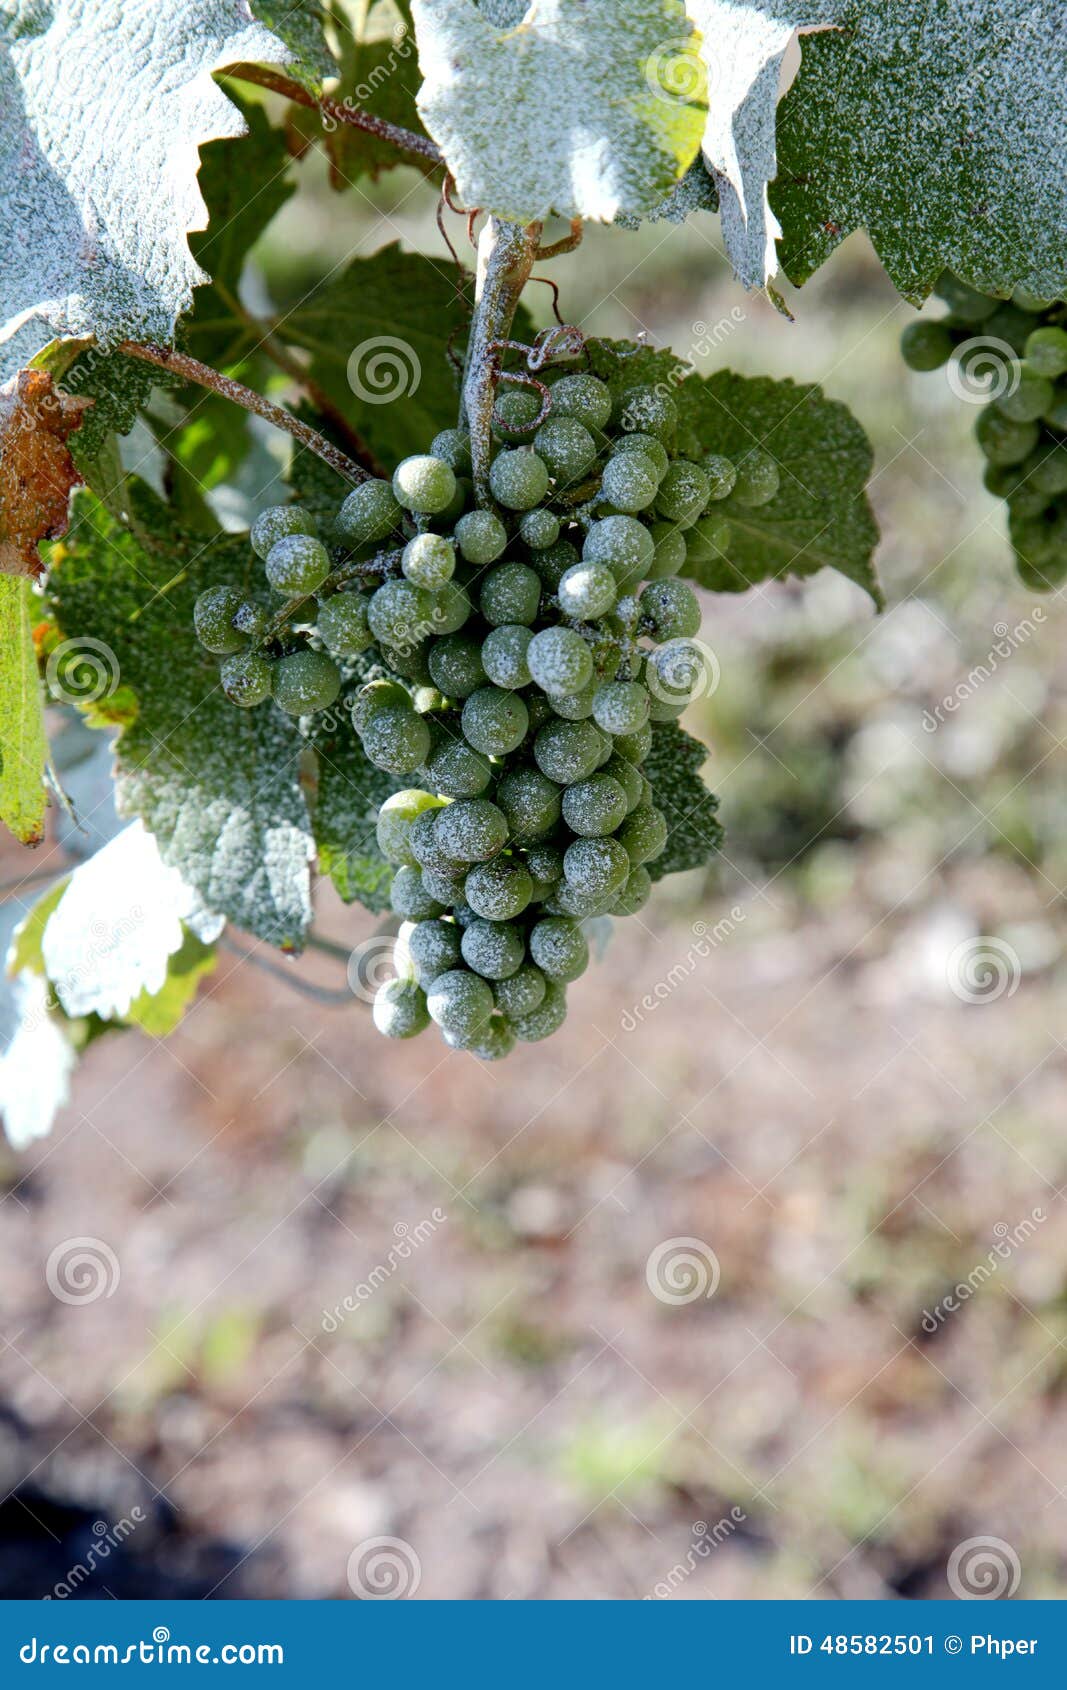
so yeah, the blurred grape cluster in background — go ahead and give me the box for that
[1,146,1066,1601]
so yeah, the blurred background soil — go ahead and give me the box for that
[2,151,1067,1600]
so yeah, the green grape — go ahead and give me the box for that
[1013,285,1055,312]
[617,385,677,444]
[409,807,462,871]
[489,448,551,510]
[317,592,373,656]
[454,509,508,565]
[562,774,628,837]
[426,969,495,1040]
[983,303,1036,356]
[641,578,701,640]
[494,765,562,841]
[602,753,645,813]
[232,599,269,641]
[534,718,604,784]
[524,692,555,734]
[519,508,560,549]
[406,919,463,988]
[459,917,526,978]
[646,522,688,580]
[592,680,650,736]
[612,865,653,915]
[645,639,708,716]
[464,857,534,922]
[548,372,612,432]
[601,452,660,513]
[557,561,617,620]
[250,504,315,560]
[380,640,433,686]
[531,538,580,590]
[547,882,616,919]
[529,916,589,982]
[481,623,534,689]
[533,418,598,485]
[272,649,341,714]
[470,1015,517,1061]
[550,685,596,720]
[393,454,457,514]
[361,704,432,773]
[372,979,430,1039]
[685,510,731,564]
[336,479,402,546]
[430,428,473,473]
[613,722,653,763]
[656,460,710,524]
[376,789,445,866]
[433,799,509,863]
[494,965,546,1018]
[563,835,630,899]
[1024,327,1067,379]
[479,560,542,626]
[982,464,1021,498]
[618,803,668,864]
[1025,446,1067,494]
[353,677,408,731]
[419,865,468,905]
[997,366,1054,422]
[510,980,567,1042]
[368,579,434,647]
[702,453,737,501]
[731,449,780,507]
[493,389,544,442]
[423,736,493,798]
[932,271,998,323]
[525,842,564,893]
[390,864,446,920]
[402,532,456,589]
[613,432,670,481]
[975,407,1040,465]
[900,321,955,371]
[194,585,246,654]
[582,515,655,588]
[1044,388,1067,431]
[220,649,272,707]
[1006,486,1051,520]
[265,535,331,595]
[428,633,486,698]
[426,580,472,637]
[461,685,530,756]
[527,626,593,696]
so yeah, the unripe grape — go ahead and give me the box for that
[460,917,526,979]
[426,580,473,636]
[409,807,461,871]
[602,753,645,813]
[601,452,659,513]
[1025,327,1067,379]
[373,979,430,1039]
[494,965,546,1017]
[489,448,550,510]
[264,533,331,594]
[527,626,593,696]
[352,677,408,732]
[932,271,998,323]
[612,864,653,915]
[534,418,598,485]
[220,649,273,707]
[656,460,711,524]
[376,789,445,866]
[562,774,628,837]
[519,508,560,549]
[479,560,541,626]
[428,632,486,698]
[583,514,655,588]
[336,479,402,545]
[493,388,543,442]
[641,578,701,640]
[317,592,373,656]
[1044,388,1067,430]
[481,623,534,689]
[420,865,469,905]
[997,366,1054,423]
[613,432,670,481]
[425,736,492,799]
[563,835,630,899]
[510,980,567,1042]
[702,453,737,501]
[407,919,463,987]
[402,532,455,589]
[550,685,596,720]
[900,321,955,371]
[592,680,650,736]
[975,408,1039,465]
[232,599,270,641]
[617,385,678,444]
[431,427,473,472]
[461,685,530,756]
[534,718,603,784]
[361,704,432,774]
[250,504,316,560]
[532,538,580,591]
[547,882,615,919]
[380,640,433,686]
[433,799,509,863]
[454,509,507,565]
[549,372,612,431]
[612,722,653,764]
[529,916,589,982]
[194,585,246,654]
[685,510,731,563]
[390,864,446,920]
[470,1015,518,1061]
[646,522,688,579]
[494,765,562,841]
[524,842,564,887]
[426,969,495,1040]
[557,561,617,620]
[617,803,668,864]
[731,449,780,507]
[1026,446,1067,494]
[272,648,341,714]
[464,857,534,922]
[393,454,457,514]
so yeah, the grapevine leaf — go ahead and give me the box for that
[0,575,48,844]
[412,0,706,225]
[291,3,431,187]
[307,676,398,912]
[645,720,722,880]
[47,484,315,949]
[118,929,219,1036]
[772,0,1067,303]
[0,1,291,380]
[0,371,91,579]
[249,0,335,93]
[0,968,75,1151]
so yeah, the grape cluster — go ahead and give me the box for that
[901,272,1067,587]
[194,370,756,1057]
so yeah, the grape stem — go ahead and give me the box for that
[118,342,369,486]
[461,218,543,504]
[226,64,443,169]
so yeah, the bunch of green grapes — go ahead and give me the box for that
[901,272,1067,588]
[193,371,767,1057]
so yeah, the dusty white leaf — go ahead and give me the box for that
[0,970,75,1152]
[41,821,224,1020]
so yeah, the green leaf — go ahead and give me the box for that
[0,2,292,380]
[250,0,335,93]
[676,369,881,604]
[46,484,314,949]
[307,675,398,911]
[7,879,68,978]
[644,720,722,881]
[773,1,1067,303]
[413,0,706,225]
[0,576,47,844]
[122,927,218,1035]
[292,2,431,187]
